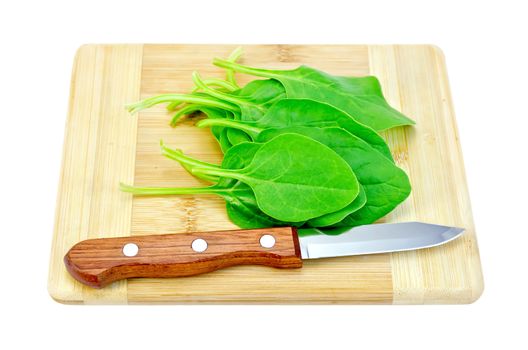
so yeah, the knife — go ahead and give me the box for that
[64,222,463,288]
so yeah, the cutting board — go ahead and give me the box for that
[48,44,483,304]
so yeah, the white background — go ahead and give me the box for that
[1,0,526,348]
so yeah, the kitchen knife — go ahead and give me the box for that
[64,222,463,288]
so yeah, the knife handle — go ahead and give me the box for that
[64,227,302,288]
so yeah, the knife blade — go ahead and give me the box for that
[298,222,464,259]
[64,222,463,288]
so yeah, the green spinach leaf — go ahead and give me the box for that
[191,133,360,222]
[257,127,411,226]
[213,58,415,131]
[197,98,394,162]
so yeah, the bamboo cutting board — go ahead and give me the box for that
[48,44,484,304]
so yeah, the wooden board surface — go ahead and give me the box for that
[48,44,483,304]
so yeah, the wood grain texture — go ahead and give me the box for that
[64,227,302,288]
[48,44,143,304]
[48,44,483,304]
[369,46,483,303]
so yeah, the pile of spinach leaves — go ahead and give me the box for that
[122,48,413,229]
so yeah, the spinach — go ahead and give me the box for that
[247,125,370,226]
[193,72,285,121]
[123,49,414,231]
[197,98,394,162]
[121,142,304,228]
[190,133,360,222]
[197,120,410,226]
[162,139,365,228]
[213,58,415,132]
[257,127,411,226]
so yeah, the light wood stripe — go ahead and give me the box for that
[368,45,424,303]
[369,45,483,304]
[48,44,143,304]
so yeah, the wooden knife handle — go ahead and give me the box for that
[64,227,302,288]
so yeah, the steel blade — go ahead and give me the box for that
[297,222,464,259]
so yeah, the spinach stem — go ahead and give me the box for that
[226,47,244,88]
[160,141,221,170]
[126,93,238,114]
[192,72,253,107]
[169,79,238,111]
[180,162,220,182]
[196,118,262,137]
[192,78,238,93]
[169,104,203,126]
[119,182,224,196]
[213,58,279,79]
[167,101,183,111]
[192,167,246,182]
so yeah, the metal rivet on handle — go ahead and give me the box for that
[122,243,139,257]
[191,238,208,253]
[260,234,276,248]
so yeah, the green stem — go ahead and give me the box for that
[192,167,245,182]
[119,182,224,196]
[126,93,238,114]
[180,162,219,182]
[192,79,238,93]
[160,141,221,171]
[167,101,183,111]
[226,47,244,88]
[227,46,244,62]
[169,80,238,112]
[196,118,262,138]
[192,72,253,108]
[159,142,220,181]
[170,104,203,126]
[213,58,280,79]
